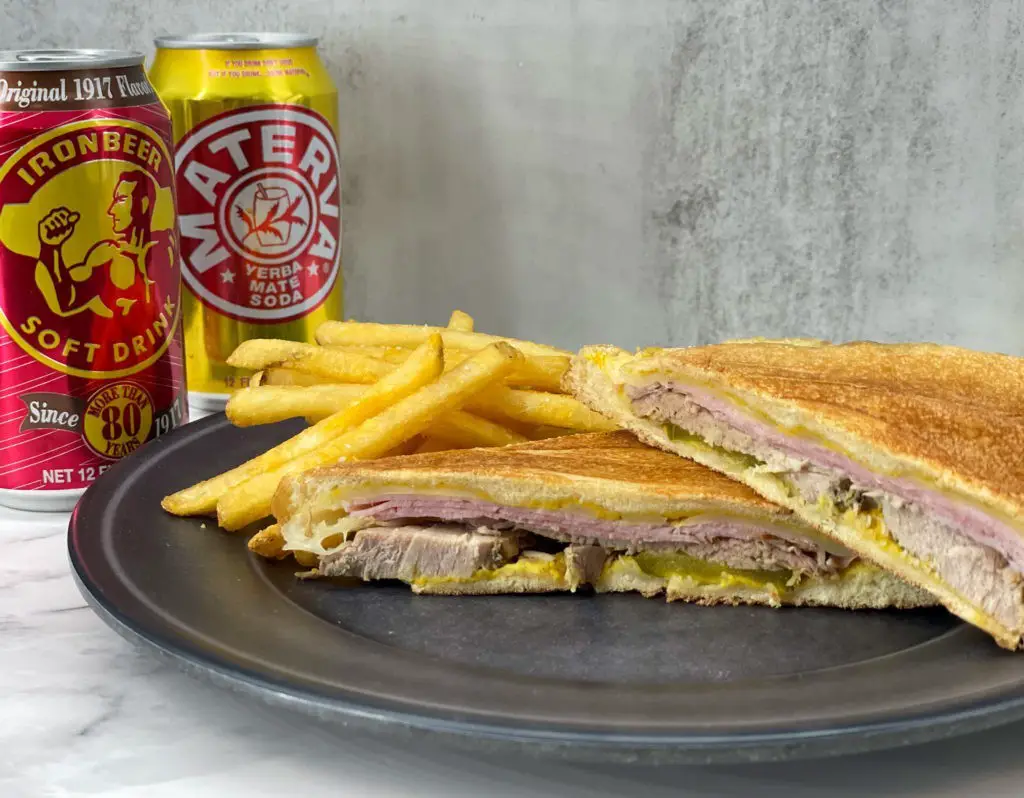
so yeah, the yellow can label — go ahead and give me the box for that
[149,45,342,398]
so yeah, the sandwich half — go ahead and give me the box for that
[273,431,931,609]
[567,340,1024,648]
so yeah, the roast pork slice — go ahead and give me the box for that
[565,545,608,588]
[319,524,523,581]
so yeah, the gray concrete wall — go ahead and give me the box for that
[4,0,1023,353]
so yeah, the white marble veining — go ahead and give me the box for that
[3,500,1024,797]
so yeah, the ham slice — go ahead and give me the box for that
[344,494,856,576]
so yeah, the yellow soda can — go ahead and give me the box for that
[149,33,342,410]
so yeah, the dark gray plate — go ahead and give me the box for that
[69,414,1024,763]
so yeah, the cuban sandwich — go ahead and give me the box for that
[273,430,931,609]
[567,340,1024,648]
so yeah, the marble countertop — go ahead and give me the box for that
[6,498,1024,796]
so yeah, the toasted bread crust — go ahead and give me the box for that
[566,344,1024,648]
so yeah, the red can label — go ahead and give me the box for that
[175,104,341,323]
[0,102,186,494]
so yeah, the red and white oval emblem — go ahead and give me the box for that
[174,105,341,323]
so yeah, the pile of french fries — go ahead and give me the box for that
[161,311,616,564]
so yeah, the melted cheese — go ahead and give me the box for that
[281,513,376,556]
[412,552,567,588]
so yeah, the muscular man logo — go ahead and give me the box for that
[34,169,175,319]
[0,119,182,379]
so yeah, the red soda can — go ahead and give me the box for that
[0,49,187,510]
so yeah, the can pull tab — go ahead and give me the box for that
[207,34,264,45]
[17,51,95,63]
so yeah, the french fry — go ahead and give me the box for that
[526,424,575,440]
[227,340,311,369]
[314,412,525,448]
[382,437,426,457]
[315,320,568,358]
[226,384,365,427]
[228,339,393,383]
[216,343,523,531]
[413,436,470,454]
[429,411,527,448]
[323,344,568,392]
[164,335,443,517]
[469,387,618,432]
[484,416,534,437]
[443,350,567,392]
[447,309,474,331]
[253,382,614,434]
[507,356,568,392]
[248,524,287,559]
[261,368,331,386]
[321,345,411,364]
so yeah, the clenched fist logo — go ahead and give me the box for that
[38,207,81,247]
[32,170,171,322]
